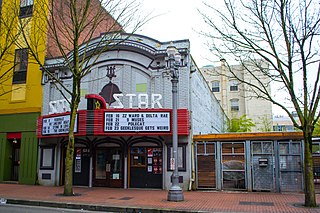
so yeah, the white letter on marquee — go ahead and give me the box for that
[113,94,124,108]
[138,94,148,109]
[49,101,57,114]
[151,94,162,108]
[126,94,136,109]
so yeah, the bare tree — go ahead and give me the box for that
[18,0,147,195]
[199,0,320,207]
[0,1,30,97]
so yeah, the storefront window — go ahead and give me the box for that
[95,149,123,180]
[131,147,146,167]
[167,145,186,171]
[96,150,107,179]
[40,146,55,170]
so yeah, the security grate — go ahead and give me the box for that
[251,141,274,191]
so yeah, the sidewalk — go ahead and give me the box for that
[0,184,320,213]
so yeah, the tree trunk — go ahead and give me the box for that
[63,99,80,196]
[304,130,317,207]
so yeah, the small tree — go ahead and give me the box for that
[199,0,320,207]
[258,115,273,132]
[18,0,147,195]
[228,114,255,132]
[313,120,320,136]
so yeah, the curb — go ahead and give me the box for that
[6,199,209,213]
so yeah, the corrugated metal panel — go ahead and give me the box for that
[177,109,189,135]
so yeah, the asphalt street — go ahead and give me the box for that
[0,204,109,213]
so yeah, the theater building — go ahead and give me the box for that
[37,34,227,190]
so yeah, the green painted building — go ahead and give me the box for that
[0,113,39,184]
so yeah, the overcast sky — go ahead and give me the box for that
[136,0,218,68]
[135,0,289,116]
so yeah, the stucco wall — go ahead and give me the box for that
[191,67,227,134]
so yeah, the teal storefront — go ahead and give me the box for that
[0,112,39,184]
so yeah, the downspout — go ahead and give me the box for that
[188,57,196,191]
[190,139,196,190]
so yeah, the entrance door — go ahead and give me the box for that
[73,148,90,186]
[11,140,21,181]
[94,148,123,187]
[251,141,274,191]
[221,142,246,190]
[196,142,216,189]
[278,141,303,191]
[61,147,90,186]
[130,147,162,188]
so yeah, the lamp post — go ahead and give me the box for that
[166,44,184,201]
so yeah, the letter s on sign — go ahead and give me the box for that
[113,94,124,108]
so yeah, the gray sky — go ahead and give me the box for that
[136,0,290,116]
[137,0,217,68]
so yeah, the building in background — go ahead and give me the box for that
[273,112,299,132]
[37,34,227,190]
[200,59,273,132]
[0,0,48,184]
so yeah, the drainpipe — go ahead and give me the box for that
[124,156,128,189]
[89,156,92,187]
[189,141,195,190]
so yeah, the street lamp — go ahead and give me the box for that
[166,44,184,201]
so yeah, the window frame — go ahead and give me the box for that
[167,145,186,172]
[230,98,239,111]
[12,49,29,84]
[19,0,33,18]
[40,146,55,170]
[229,79,239,91]
[211,81,220,92]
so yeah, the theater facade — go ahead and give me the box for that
[37,34,227,190]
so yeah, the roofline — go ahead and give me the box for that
[193,131,304,141]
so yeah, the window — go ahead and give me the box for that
[167,145,186,171]
[12,49,28,84]
[211,81,220,92]
[230,99,239,111]
[40,146,55,170]
[230,80,238,91]
[19,0,33,17]
[131,147,146,167]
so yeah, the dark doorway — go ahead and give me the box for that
[93,148,123,187]
[129,147,162,188]
[73,148,90,186]
[11,139,21,181]
[61,147,90,186]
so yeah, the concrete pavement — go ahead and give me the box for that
[0,184,320,212]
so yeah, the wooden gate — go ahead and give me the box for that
[196,142,216,189]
